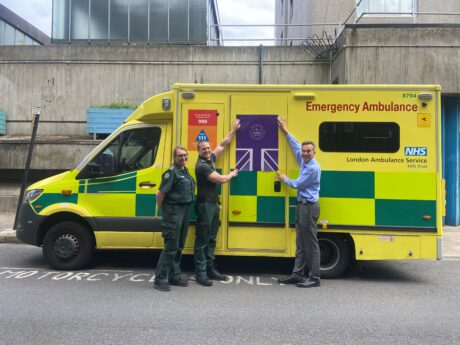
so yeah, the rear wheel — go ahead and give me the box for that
[42,221,95,270]
[319,235,351,278]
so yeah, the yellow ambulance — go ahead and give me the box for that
[16,84,443,278]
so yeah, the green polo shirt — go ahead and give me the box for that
[195,153,218,203]
[159,164,195,204]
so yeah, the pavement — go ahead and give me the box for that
[1,212,460,258]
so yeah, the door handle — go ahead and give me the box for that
[139,181,157,188]
[274,180,281,193]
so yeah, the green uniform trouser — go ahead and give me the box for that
[155,203,190,283]
[194,201,219,277]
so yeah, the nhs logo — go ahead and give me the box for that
[404,147,427,156]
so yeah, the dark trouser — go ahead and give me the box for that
[292,202,321,281]
[155,203,190,283]
[194,201,219,277]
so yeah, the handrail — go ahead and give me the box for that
[211,11,460,46]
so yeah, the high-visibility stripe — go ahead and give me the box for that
[375,172,436,200]
[320,198,375,226]
[257,196,284,223]
[32,193,78,209]
[375,199,436,227]
[321,171,374,198]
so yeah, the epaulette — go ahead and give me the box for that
[162,166,175,179]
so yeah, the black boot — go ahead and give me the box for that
[277,274,305,284]
[207,266,226,281]
[153,280,171,292]
[169,276,188,287]
[196,275,213,286]
[296,278,320,288]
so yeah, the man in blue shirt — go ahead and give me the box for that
[276,116,321,288]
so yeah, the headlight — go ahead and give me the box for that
[24,189,43,203]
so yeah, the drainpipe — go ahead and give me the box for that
[14,110,40,229]
[259,44,264,84]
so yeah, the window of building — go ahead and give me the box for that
[357,0,415,17]
[130,0,149,43]
[70,0,89,41]
[90,0,109,41]
[0,20,5,45]
[14,30,25,45]
[110,0,129,42]
[4,22,15,45]
[319,122,400,153]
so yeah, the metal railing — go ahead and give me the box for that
[209,23,342,47]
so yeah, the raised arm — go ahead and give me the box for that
[277,116,302,164]
[213,119,241,159]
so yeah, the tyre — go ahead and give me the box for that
[42,221,95,270]
[319,235,351,279]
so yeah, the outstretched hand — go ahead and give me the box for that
[277,116,288,134]
[276,170,287,181]
[232,119,241,132]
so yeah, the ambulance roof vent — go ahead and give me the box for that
[182,92,195,99]
[418,93,433,100]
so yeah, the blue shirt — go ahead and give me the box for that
[283,133,321,202]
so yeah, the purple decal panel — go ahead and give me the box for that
[236,115,278,171]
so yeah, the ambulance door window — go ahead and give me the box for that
[119,128,161,173]
[78,127,161,179]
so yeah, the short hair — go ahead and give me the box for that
[301,141,316,150]
[173,146,188,158]
[197,141,209,150]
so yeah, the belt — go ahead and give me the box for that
[298,199,316,205]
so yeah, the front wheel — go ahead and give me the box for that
[42,221,95,270]
[319,235,351,279]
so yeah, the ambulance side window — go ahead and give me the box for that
[77,127,161,179]
[319,122,400,153]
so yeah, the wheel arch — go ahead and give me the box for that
[37,212,96,246]
[318,232,356,278]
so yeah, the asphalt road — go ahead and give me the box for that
[1,244,460,345]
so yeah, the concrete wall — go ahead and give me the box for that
[332,26,460,93]
[0,45,329,136]
[0,139,100,170]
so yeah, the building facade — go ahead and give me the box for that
[276,0,460,45]
[0,4,50,45]
[52,0,222,45]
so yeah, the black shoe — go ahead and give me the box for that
[277,275,305,284]
[196,275,213,286]
[153,281,171,292]
[296,278,320,288]
[207,267,226,281]
[169,277,188,287]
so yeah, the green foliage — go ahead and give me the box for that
[93,102,137,109]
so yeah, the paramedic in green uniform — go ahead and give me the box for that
[154,146,195,292]
[194,119,240,286]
